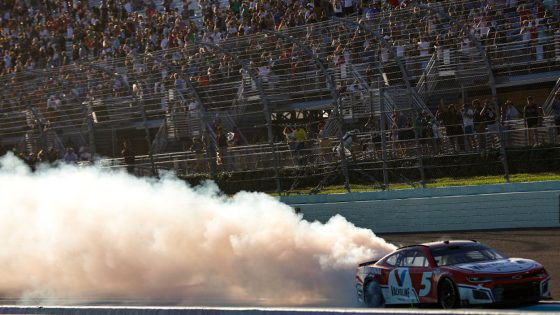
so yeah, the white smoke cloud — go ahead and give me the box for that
[0,153,396,306]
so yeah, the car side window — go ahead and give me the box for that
[400,250,429,267]
[385,253,399,266]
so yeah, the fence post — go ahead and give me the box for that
[336,93,351,192]
[494,100,510,182]
[410,90,426,187]
[137,96,157,176]
[85,100,97,160]
[24,102,47,152]
[379,87,389,188]
[555,30,560,60]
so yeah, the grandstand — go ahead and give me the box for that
[0,0,559,193]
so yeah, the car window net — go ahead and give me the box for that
[430,245,506,266]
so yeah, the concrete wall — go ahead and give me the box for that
[2,306,558,314]
[280,181,560,234]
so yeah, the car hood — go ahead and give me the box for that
[452,258,540,274]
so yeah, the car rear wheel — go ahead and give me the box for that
[364,280,384,307]
[438,278,459,309]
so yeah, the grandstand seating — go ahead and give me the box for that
[0,0,559,191]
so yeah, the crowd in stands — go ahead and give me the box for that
[1,0,559,172]
[2,144,92,170]
[0,0,557,75]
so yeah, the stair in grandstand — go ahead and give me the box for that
[544,78,560,115]
[339,91,378,121]
[166,112,190,141]
[93,128,118,157]
[151,120,169,154]
[416,53,439,103]
[424,78,463,111]
[22,131,40,154]
[413,51,484,111]
[0,111,29,146]
[322,115,342,138]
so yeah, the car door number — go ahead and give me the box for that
[418,271,433,297]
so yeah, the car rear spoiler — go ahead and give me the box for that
[358,259,379,267]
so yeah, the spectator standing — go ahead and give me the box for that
[342,0,353,16]
[524,96,540,146]
[121,140,136,174]
[501,100,520,122]
[293,126,307,165]
[283,126,295,150]
[480,100,499,149]
[216,130,231,171]
[64,147,78,164]
[391,109,405,156]
[191,136,207,173]
[337,129,357,160]
[462,103,475,151]
[331,0,343,17]
[443,104,464,153]
[551,93,560,142]
[48,148,59,164]
[472,99,486,151]
[79,145,92,161]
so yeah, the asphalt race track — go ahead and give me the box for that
[380,228,560,299]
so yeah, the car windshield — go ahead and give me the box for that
[430,244,507,266]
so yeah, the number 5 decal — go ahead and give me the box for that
[419,272,433,297]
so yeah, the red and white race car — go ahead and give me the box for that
[356,240,551,308]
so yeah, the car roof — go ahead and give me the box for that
[397,240,479,251]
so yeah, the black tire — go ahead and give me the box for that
[363,280,384,307]
[438,278,459,309]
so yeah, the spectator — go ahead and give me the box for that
[63,147,78,164]
[551,92,560,141]
[79,145,92,161]
[121,140,136,174]
[48,148,59,164]
[390,109,407,156]
[462,102,475,151]
[443,104,464,153]
[336,129,358,160]
[216,129,231,170]
[472,99,486,151]
[283,126,295,149]
[501,100,520,122]
[293,125,307,165]
[191,136,207,173]
[524,96,540,146]
[480,100,499,149]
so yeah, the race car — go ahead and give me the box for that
[355,240,551,308]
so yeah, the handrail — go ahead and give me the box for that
[416,52,439,101]
[544,78,560,115]
[151,118,169,154]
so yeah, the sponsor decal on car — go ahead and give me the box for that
[385,268,419,304]
[455,259,537,273]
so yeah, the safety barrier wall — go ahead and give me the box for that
[280,181,560,234]
[0,306,553,315]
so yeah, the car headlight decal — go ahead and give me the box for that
[467,276,493,283]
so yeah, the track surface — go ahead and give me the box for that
[380,228,560,299]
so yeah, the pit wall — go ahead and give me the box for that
[279,181,560,234]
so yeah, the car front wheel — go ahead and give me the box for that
[438,278,459,309]
[364,280,384,307]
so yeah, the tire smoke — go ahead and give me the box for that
[0,154,396,306]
